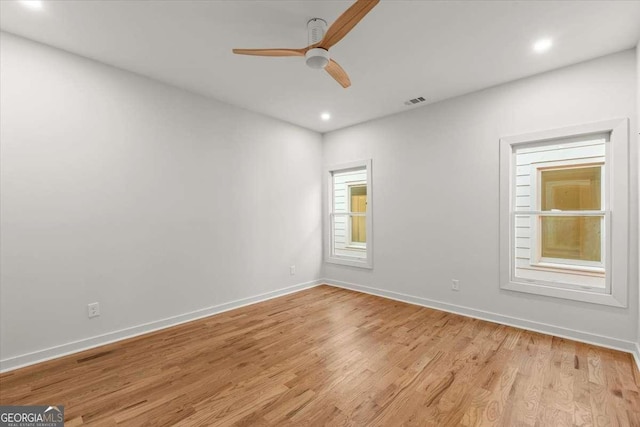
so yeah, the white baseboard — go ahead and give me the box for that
[0,279,323,373]
[323,279,640,372]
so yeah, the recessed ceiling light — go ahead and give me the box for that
[533,38,553,53]
[320,112,331,121]
[20,0,43,10]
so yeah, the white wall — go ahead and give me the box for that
[0,32,323,367]
[637,42,640,349]
[323,49,638,345]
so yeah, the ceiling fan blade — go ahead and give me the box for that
[325,59,351,88]
[232,48,305,57]
[316,0,380,50]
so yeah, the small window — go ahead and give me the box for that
[325,160,372,268]
[500,119,629,307]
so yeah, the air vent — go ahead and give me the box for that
[404,96,426,106]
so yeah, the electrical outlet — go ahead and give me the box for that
[451,279,460,291]
[290,265,296,275]
[87,302,100,318]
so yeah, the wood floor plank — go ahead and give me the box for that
[1,285,638,426]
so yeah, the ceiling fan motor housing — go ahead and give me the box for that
[306,18,329,69]
[306,48,330,69]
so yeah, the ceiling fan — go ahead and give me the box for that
[232,0,380,88]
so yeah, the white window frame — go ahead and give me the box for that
[325,159,373,269]
[529,158,606,271]
[499,119,629,307]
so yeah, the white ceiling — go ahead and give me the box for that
[1,1,639,133]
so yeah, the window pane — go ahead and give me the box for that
[541,167,601,211]
[350,185,367,243]
[333,168,367,214]
[332,214,367,259]
[351,215,366,243]
[541,216,601,262]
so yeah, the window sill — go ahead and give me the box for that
[501,280,625,307]
[345,245,366,251]
[525,262,605,277]
[325,256,372,269]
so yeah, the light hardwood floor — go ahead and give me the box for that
[1,285,639,426]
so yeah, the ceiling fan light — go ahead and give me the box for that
[305,48,330,69]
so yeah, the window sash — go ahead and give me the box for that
[511,211,610,292]
[514,211,607,266]
[329,213,368,258]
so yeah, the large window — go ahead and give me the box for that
[325,160,372,268]
[500,119,629,307]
